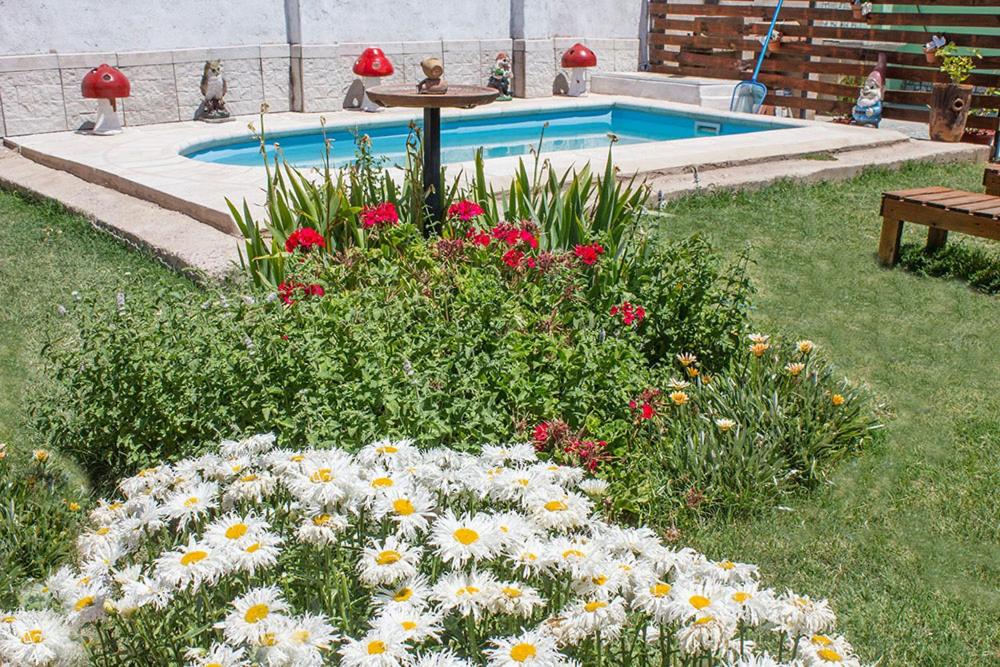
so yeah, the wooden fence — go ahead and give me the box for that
[648,1,1000,130]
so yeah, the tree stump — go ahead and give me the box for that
[929,83,973,143]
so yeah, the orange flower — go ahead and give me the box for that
[831,394,845,406]
[670,391,690,406]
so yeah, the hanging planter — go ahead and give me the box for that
[923,47,941,66]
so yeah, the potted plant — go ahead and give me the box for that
[924,35,947,65]
[963,88,999,145]
[929,43,981,143]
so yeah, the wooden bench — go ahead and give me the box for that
[878,186,1000,266]
[986,164,1000,197]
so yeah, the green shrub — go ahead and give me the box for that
[898,241,1000,295]
[0,445,89,608]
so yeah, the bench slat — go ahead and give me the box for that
[883,186,954,199]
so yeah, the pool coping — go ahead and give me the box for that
[3,94,911,236]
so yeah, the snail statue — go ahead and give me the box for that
[416,57,448,95]
[851,70,883,128]
[487,52,513,101]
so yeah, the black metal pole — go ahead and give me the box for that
[422,106,442,235]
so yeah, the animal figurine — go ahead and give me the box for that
[416,57,448,95]
[197,60,231,121]
[487,52,513,101]
[852,70,883,128]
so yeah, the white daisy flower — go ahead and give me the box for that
[223,586,290,646]
[490,511,540,551]
[114,567,173,614]
[185,642,249,667]
[553,597,628,645]
[631,577,675,623]
[358,536,422,587]
[356,439,420,470]
[523,488,591,531]
[772,592,836,637]
[0,610,82,666]
[204,512,271,551]
[372,485,437,539]
[577,478,609,497]
[571,558,628,600]
[431,570,498,621]
[430,511,502,566]
[546,537,594,575]
[702,559,759,586]
[296,511,349,546]
[373,605,443,643]
[153,538,221,592]
[282,612,340,665]
[284,451,362,508]
[232,530,283,575]
[662,582,731,625]
[162,481,219,528]
[224,470,277,504]
[505,540,557,578]
[487,581,545,618]
[485,629,571,666]
[219,432,277,458]
[676,614,737,656]
[797,634,861,667]
[339,627,410,667]
[480,443,538,467]
[373,576,433,611]
[413,648,474,667]
[529,462,584,487]
[725,583,775,625]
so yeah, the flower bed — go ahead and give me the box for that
[1,434,863,666]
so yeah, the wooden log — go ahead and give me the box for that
[929,84,973,143]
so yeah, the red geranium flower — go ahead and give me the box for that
[574,243,605,266]
[447,199,485,222]
[610,301,646,326]
[360,202,399,228]
[284,227,326,253]
[278,281,325,305]
[502,248,525,268]
[465,228,492,247]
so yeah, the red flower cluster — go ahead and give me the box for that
[610,301,646,326]
[532,419,570,452]
[628,388,661,423]
[502,248,532,269]
[465,228,493,247]
[284,226,326,253]
[563,438,610,472]
[447,199,485,222]
[278,281,325,305]
[573,242,604,266]
[491,222,539,249]
[360,202,399,228]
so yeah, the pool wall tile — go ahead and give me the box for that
[119,64,181,126]
[0,69,68,135]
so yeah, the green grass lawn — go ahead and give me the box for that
[653,162,1000,666]
[2,160,999,664]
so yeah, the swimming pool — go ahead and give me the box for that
[183,104,794,168]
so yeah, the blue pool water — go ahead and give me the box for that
[184,105,791,168]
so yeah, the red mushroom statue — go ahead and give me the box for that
[81,64,130,135]
[561,43,598,97]
[353,47,395,112]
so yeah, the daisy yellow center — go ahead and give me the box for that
[206,663,223,667]
[401,620,417,631]
[719,560,735,570]
[694,615,714,625]
[180,550,208,566]
[377,550,402,565]
[312,514,332,526]
[246,542,261,553]
[584,601,608,613]
[377,446,398,454]
[562,549,584,559]
[225,523,249,540]
[517,478,530,486]
[372,477,394,488]
[393,587,413,602]
[108,502,123,511]
[96,527,110,536]
[689,594,711,610]
[79,576,91,585]
[453,528,480,545]
[1,615,15,623]
[310,468,333,483]
[230,464,243,473]
[523,553,538,561]
[21,629,44,644]
[457,586,480,596]
[544,500,568,512]
[292,629,311,643]
[260,633,277,647]
[239,474,258,482]
[244,603,269,624]
[510,643,537,662]
[733,591,751,604]
[290,454,304,462]
[393,499,415,516]
[812,635,833,646]
[74,596,95,612]
[651,583,672,597]
[502,587,522,598]
[183,496,200,508]
[817,648,843,662]
[592,575,608,585]
[368,640,387,655]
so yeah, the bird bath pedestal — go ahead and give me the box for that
[365,84,499,232]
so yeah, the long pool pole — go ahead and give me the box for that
[423,107,442,235]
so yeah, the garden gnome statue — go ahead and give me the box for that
[197,60,232,122]
[416,57,448,95]
[487,52,513,101]
[851,70,883,128]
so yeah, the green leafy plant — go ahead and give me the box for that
[936,43,982,85]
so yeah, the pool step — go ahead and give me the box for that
[591,73,740,109]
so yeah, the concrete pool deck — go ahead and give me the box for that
[3,94,940,236]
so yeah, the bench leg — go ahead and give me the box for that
[926,227,948,253]
[878,217,905,267]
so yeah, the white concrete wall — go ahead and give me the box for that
[514,0,643,40]
[297,0,511,43]
[0,0,288,55]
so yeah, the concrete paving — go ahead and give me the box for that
[0,147,242,282]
